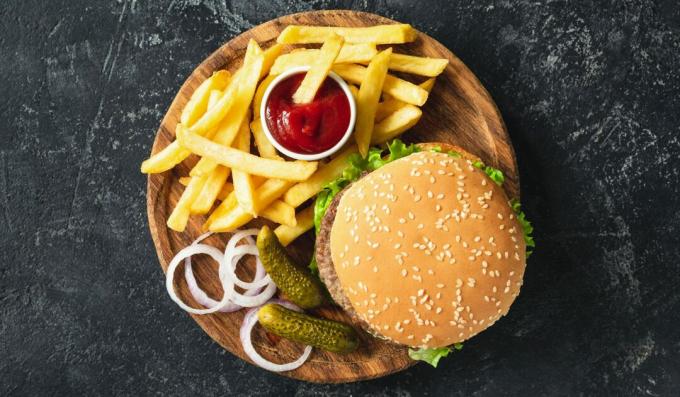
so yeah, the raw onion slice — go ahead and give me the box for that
[222,271,277,308]
[184,257,260,313]
[166,243,236,315]
[184,233,270,312]
[225,228,260,254]
[240,299,312,372]
[223,244,272,290]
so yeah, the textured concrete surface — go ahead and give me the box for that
[2,0,679,395]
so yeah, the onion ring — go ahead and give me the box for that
[184,233,271,312]
[222,244,272,290]
[165,243,236,315]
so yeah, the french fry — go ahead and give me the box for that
[229,43,282,85]
[190,165,230,214]
[140,140,190,174]
[371,105,422,144]
[283,145,358,207]
[275,206,314,246]
[261,200,297,227]
[167,173,208,232]
[355,48,392,157]
[293,34,344,104]
[207,179,295,232]
[260,44,283,78]
[141,70,231,174]
[375,97,405,122]
[333,64,428,106]
[248,43,283,117]
[188,68,242,137]
[207,89,222,109]
[357,53,448,77]
[418,77,436,93]
[191,40,265,176]
[337,43,378,63]
[216,182,234,201]
[253,74,276,116]
[348,85,359,101]
[180,70,231,127]
[277,24,416,44]
[250,119,281,160]
[375,78,435,122]
[231,119,258,214]
[269,44,377,75]
[176,126,318,181]
[140,44,280,175]
[207,193,294,230]
[180,177,233,198]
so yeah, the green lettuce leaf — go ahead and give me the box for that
[310,139,419,272]
[510,199,535,257]
[408,343,463,367]
[470,162,534,257]
[312,139,419,232]
[472,160,505,186]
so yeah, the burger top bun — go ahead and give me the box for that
[329,149,526,348]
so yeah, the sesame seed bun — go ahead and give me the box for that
[322,143,526,349]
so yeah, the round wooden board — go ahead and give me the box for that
[147,10,518,384]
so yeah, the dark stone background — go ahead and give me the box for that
[1,0,679,395]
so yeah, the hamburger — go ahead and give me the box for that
[313,140,533,366]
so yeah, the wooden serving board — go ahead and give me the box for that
[147,10,518,383]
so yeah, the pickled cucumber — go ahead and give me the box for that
[257,226,326,309]
[258,303,359,354]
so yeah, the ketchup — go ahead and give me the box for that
[264,73,351,154]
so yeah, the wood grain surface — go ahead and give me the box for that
[146,10,518,383]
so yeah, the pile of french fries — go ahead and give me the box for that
[141,23,448,246]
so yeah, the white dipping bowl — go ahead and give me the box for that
[259,66,357,161]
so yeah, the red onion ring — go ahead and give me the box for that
[240,299,312,372]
